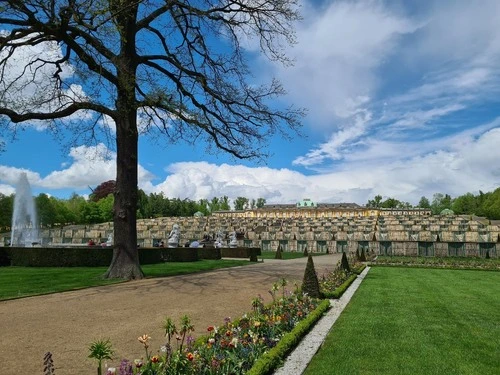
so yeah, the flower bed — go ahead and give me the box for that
[373,256,500,271]
[90,281,326,375]
[319,253,364,299]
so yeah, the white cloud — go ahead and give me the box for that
[38,144,154,190]
[148,123,500,205]
[293,109,371,166]
[0,184,15,196]
[271,0,417,125]
[0,166,42,186]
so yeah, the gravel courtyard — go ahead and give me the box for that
[0,254,340,374]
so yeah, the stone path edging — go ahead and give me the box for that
[274,266,371,375]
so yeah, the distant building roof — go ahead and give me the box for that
[262,201,362,210]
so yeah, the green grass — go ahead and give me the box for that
[0,259,249,301]
[259,251,326,260]
[305,267,500,375]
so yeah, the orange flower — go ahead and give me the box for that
[138,334,151,348]
[207,326,215,332]
[151,355,160,363]
[187,352,194,361]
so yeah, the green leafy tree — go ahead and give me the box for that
[0,194,14,231]
[49,196,75,225]
[82,202,103,224]
[35,194,58,227]
[0,0,303,279]
[381,197,401,208]
[431,193,453,214]
[367,194,383,208]
[220,196,231,211]
[452,192,479,215]
[418,196,431,208]
[63,193,87,224]
[136,189,149,219]
[234,196,249,211]
[256,198,267,208]
[96,194,114,222]
[480,188,500,219]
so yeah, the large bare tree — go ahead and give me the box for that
[0,0,303,279]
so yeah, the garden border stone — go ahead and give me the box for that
[274,266,370,375]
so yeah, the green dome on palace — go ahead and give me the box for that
[440,208,454,215]
[296,199,317,208]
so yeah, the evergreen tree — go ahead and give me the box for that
[302,254,321,298]
[340,252,351,272]
[275,244,283,260]
[360,248,367,262]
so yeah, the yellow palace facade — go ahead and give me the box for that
[213,199,431,219]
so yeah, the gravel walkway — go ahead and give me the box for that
[0,254,341,374]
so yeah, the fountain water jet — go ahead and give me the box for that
[10,173,39,246]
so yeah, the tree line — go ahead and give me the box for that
[0,181,267,232]
[1,186,498,233]
[366,188,500,219]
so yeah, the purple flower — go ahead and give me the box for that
[118,359,133,375]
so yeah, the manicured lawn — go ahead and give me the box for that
[259,251,326,260]
[305,267,500,375]
[0,259,249,301]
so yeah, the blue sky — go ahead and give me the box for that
[1,0,499,206]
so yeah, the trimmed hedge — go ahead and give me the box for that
[1,245,255,266]
[3,246,205,266]
[160,247,198,262]
[322,273,358,299]
[0,247,10,266]
[196,247,221,260]
[220,247,261,262]
[6,246,113,267]
[352,264,367,275]
[246,299,331,375]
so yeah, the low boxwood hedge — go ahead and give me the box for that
[6,246,113,267]
[322,273,358,299]
[197,247,221,260]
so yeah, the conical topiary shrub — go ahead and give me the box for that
[355,248,360,261]
[340,251,350,272]
[360,248,367,262]
[275,244,283,260]
[303,246,309,257]
[302,254,321,298]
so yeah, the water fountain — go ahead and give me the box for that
[10,172,39,247]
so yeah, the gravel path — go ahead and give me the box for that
[0,254,341,374]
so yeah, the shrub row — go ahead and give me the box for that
[322,273,358,299]
[5,246,114,267]
[1,246,227,266]
[352,264,367,275]
[220,247,261,261]
[246,299,331,375]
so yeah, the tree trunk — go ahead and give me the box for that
[103,109,143,279]
[104,0,143,279]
